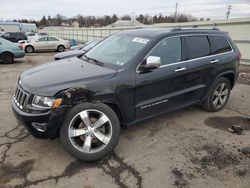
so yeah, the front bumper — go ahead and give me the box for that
[11,96,67,139]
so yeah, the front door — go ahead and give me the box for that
[135,36,193,119]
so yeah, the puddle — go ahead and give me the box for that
[205,116,250,131]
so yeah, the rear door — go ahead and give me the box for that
[183,35,216,102]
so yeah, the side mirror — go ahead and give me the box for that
[140,56,161,72]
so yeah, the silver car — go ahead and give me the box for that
[23,36,70,53]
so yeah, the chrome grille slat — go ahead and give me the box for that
[13,85,30,110]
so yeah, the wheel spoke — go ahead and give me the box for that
[213,96,219,106]
[93,115,109,129]
[79,111,91,127]
[83,136,92,152]
[219,97,223,106]
[214,90,219,96]
[69,128,87,138]
[221,89,229,96]
[219,83,225,92]
[94,131,111,145]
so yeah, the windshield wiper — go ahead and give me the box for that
[88,57,104,66]
[81,54,104,66]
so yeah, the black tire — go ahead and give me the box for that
[25,46,34,53]
[57,45,65,52]
[0,53,14,64]
[202,77,231,112]
[60,102,120,162]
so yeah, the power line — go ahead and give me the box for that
[226,5,232,19]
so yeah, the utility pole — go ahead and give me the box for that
[174,2,178,22]
[226,5,232,19]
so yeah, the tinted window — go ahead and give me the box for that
[38,37,47,42]
[149,37,182,66]
[48,37,58,41]
[209,36,232,54]
[3,33,10,38]
[186,36,210,59]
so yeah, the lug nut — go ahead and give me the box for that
[91,134,94,137]
[84,127,88,130]
[94,129,97,132]
[85,133,89,136]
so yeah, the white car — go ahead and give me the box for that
[24,36,70,53]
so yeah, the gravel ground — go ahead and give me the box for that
[0,53,250,188]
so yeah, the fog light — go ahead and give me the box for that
[31,122,47,132]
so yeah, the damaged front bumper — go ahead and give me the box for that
[11,96,68,139]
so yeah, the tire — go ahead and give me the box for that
[57,45,65,52]
[60,102,120,162]
[202,77,231,112]
[0,53,14,64]
[25,46,34,53]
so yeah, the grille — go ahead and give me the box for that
[13,86,29,110]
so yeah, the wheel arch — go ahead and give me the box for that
[0,51,15,58]
[25,45,34,51]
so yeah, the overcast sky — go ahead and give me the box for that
[0,0,250,20]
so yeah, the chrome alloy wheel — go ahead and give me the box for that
[68,109,112,153]
[212,82,229,108]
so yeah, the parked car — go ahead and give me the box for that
[11,28,240,161]
[23,36,70,53]
[1,32,27,43]
[0,37,25,63]
[54,39,102,60]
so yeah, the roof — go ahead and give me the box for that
[118,27,223,39]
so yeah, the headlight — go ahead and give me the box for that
[32,95,55,109]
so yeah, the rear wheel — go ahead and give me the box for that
[0,53,14,64]
[202,77,231,112]
[25,46,34,53]
[57,45,65,52]
[60,102,120,161]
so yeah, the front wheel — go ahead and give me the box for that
[202,77,231,112]
[60,102,120,161]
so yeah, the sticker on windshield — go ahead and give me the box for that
[132,37,150,44]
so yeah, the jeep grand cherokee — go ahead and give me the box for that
[11,28,240,161]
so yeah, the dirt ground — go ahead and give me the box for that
[0,53,250,188]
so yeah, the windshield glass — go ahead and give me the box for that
[84,35,149,66]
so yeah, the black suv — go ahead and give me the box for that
[1,32,27,43]
[11,28,240,161]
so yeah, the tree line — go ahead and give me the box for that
[13,13,197,28]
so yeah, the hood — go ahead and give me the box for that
[20,57,116,96]
[54,50,85,59]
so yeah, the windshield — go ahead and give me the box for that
[84,35,149,66]
[80,39,101,51]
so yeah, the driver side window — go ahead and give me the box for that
[149,37,182,66]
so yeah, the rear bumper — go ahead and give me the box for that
[15,51,25,58]
[11,96,68,139]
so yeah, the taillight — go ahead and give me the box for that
[238,52,242,61]
[18,44,23,50]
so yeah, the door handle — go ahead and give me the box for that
[210,59,219,64]
[174,67,186,72]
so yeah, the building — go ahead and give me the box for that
[72,21,79,28]
[110,20,144,27]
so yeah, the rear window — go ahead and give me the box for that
[209,36,232,54]
[186,35,210,59]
